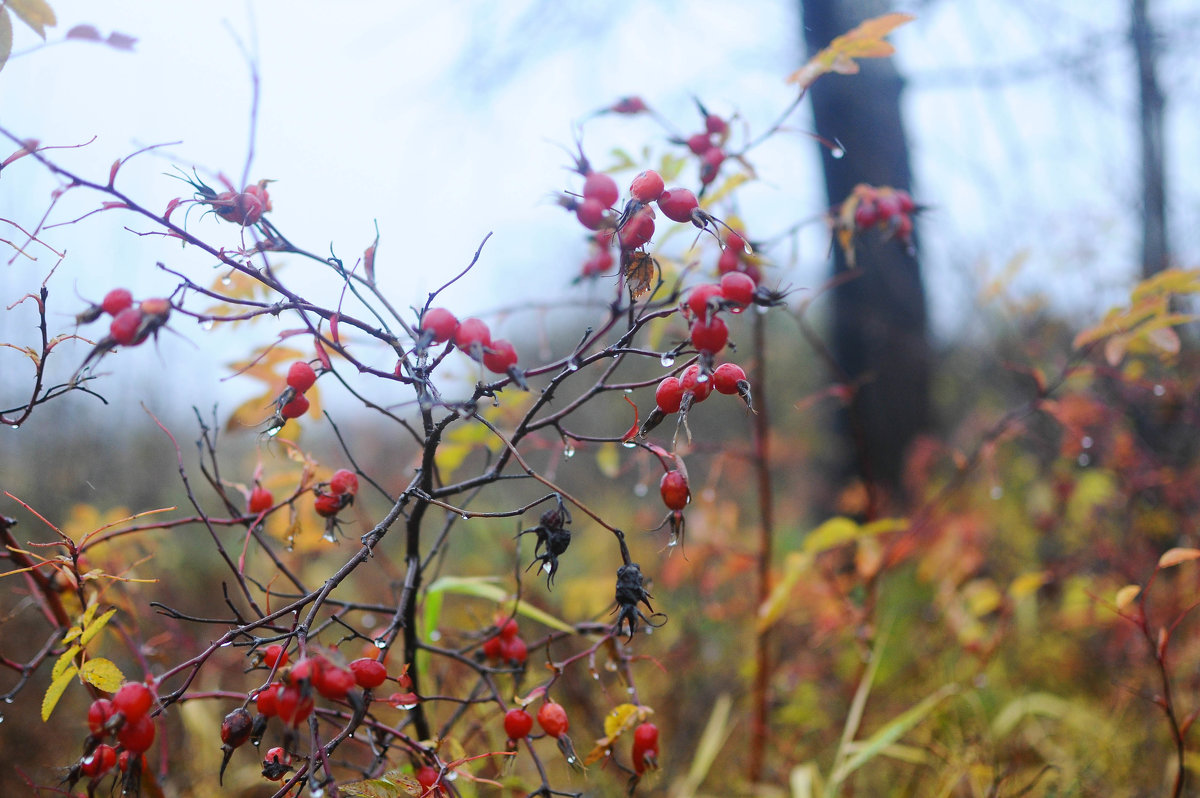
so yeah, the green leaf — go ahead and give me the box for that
[675,693,733,795]
[423,575,576,633]
[828,683,959,788]
[757,551,812,633]
[79,657,125,692]
[41,665,76,721]
[8,0,55,39]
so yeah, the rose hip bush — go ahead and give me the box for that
[5,11,1200,798]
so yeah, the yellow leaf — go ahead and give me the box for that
[51,645,80,681]
[787,12,914,89]
[1159,548,1200,569]
[81,607,117,645]
[702,171,750,206]
[8,0,56,39]
[1115,584,1141,610]
[79,657,125,692]
[603,703,641,739]
[595,443,620,479]
[42,665,76,721]
[1008,571,1048,601]
[803,516,906,554]
[757,551,811,633]
[0,9,12,73]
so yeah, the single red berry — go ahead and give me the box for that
[633,722,659,748]
[419,308,459,345]
[101,288,134,317]
[504,708,535,740]
[717,246,742,275]
[582,171,619,209]
[88,698,115,736]
[498,634,527,665]
[330,469,359,496]
[483,339,519,375]
[109,307,143,346]
[415,765,440,790]
[262,644,289,669]
[286,361,317,393]
[262,746,291,781]
[660,471,690,511]
[575,197,608,230]
[248,486,274,515]
[720,271,756,308]
[313,664,357,700]
[618,206,656,250]
[140,297,171,318]
[680,365,713,402]
[657,187,700,224]
[655,376,684,414]
[497,618,519,640]
[80,743,118,778]
[112,682,154,721]
[633,720,662,772]
[220,707,253,749]
[611,96,648,114]
[690,316,729,355]
[700,148,725,185]
[712,362,748,395]
[279,393,310,419]
[705,113,728,136]
[481,633,503,661]
[685,132,713,155]
[685,283,723,321]
[256,683,281,717]
[725,231,747,253]
[453,317,492,359]
[275,683,314,727]
[314,491,344,518]
[215,191,266,226]
[536,701,569,738]
[117,713,156,753]
[852,200,878,229]
[875,193,902,222]
[287,655,321,684]
[581,249,614,278]
[349,658,388,689]
[629,170,665,203]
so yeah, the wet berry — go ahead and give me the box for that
[279,393,310,419]
[690,316,729,354]
[582,171,619,209]
[248,486,274,514]
[286,361,317,393]
[536,701,569,738]
[330,469,359,496]
[101,288,134,317]
[504,708,535,740]
[660,471,690,511]
[109,307,143,346]
[630,170,665,203]
[655,376,684,414]
[657,187,700,224]
[349,658,388,689]
[112,682,154,721]
[419,308,459,345]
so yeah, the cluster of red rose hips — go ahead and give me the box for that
[273,360,319,425]
[415,307,527,388]
[846,183,916,246]
[480,616,528,668]
[78,288,172,349]
[230,645,398,783]
[313,467,359,520]
[501,699,579,769]
[674,98,731,189]
[70,681,157,792]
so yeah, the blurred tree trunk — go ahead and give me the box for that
[1132,0,1169,278]
[801,0,930,498]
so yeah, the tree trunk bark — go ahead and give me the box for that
[801,0,931,499]
[1132,0,1169,278]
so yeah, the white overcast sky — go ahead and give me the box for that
[2,0,1198,413]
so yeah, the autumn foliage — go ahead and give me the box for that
[4,9,1200,798]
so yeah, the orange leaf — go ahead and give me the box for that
[787,12,914,89]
